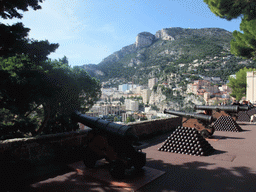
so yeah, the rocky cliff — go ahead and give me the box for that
[135,32,155,48]
[78,27,255,86]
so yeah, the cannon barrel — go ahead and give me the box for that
[71,111,138,142]
[164,109,213,123]
[194,105,249,112]
[238,105,249,111]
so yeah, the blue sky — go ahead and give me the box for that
[1,0,242,67]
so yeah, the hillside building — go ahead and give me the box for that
[148,78,158,90]
[187,80,220,96]
[125,99,139,111]
[118,83,137,92]
[247,71,256,104]
[89,103,125,116]
[142,89,151,104]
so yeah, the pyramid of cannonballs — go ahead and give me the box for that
[237,108,256,122]
[214,115,242,132]
[237,111,250,122]
[247,108,256,116]
[158,126,215,156]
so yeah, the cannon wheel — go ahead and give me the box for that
[133,151,146,170]
[83,147,98,168]
[109,160,125,179]
[200,129,210,138]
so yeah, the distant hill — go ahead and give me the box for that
[77,27,256,87]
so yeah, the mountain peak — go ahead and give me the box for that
[76,27,255,87]
[135,32,155,48]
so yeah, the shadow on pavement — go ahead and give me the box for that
[213,135,245,140]
[138,158,256,192]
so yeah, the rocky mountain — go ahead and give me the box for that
[77,27,256,87]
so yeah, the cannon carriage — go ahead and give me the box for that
[194,105,249,121]
[164,109,215,138]
[194,105,248,131]
[71,110,146,179]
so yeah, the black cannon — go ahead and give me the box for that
[164,109,215,138]
[194,105,249,113]
[71,110,146,179]
[194,105,249,120]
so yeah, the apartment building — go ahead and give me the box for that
[118,83,137,92]
[148,78,158,90]
[90,103,125,116]
[125,99,139,111]
[187,80,219,95]
[247,71,256,104]
[142,89,151,104]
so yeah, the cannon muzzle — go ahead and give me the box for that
[164,109,213,123]
[238,105,249,111]
[71,110,138,142]
[194,105,249,112]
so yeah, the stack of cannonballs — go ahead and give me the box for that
[237,108,256,122]
[214,115,242,132]
[247,108,256,119]
[237,111,250,122]
[158,126,215,156]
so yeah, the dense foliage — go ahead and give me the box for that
[0,0,101,140]
[204,0,256,60]
[0,56,101,139]
[228,67,255,101]
[0,0,44,19]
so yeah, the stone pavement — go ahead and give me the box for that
[138,122,256,192]
[22,122,256,191]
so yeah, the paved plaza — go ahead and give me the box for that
[25,122,256,192]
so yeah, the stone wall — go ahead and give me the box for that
[0,118,181,166]
[130,117,181,139]
[0,130,89,166]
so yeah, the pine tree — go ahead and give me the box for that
[0,0,43,19]
[227,67,254,100]
[204,0,256,59]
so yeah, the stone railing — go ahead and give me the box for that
[129,117,181,139]
[0,117,181,168]
[0,130,89,166]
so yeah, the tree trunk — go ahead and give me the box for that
[36,103,51,135]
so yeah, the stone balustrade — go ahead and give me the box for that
[0,117,181,166]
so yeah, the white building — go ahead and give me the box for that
[134,85,146,94]
[125,99,139,111]
[148,78,158,90]
[142,89,151,104]
[118,84,137,92]
[90,103,125,116]
[247,71,256,104]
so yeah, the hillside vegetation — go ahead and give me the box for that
[77,27,256,87]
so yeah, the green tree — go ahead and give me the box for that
[59,56,69,65]
[119,96,125,104]
[0,0,102,138]
[0,22,59,64]
[227,67,255,101]
[0,0,44,19]
[0,1,59,64]
[0,56,101,137]
[0,55,47,138]
[34,60,101,134]
[204,0,256,59]
[126,116,135,123]
[0,0,87,137]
